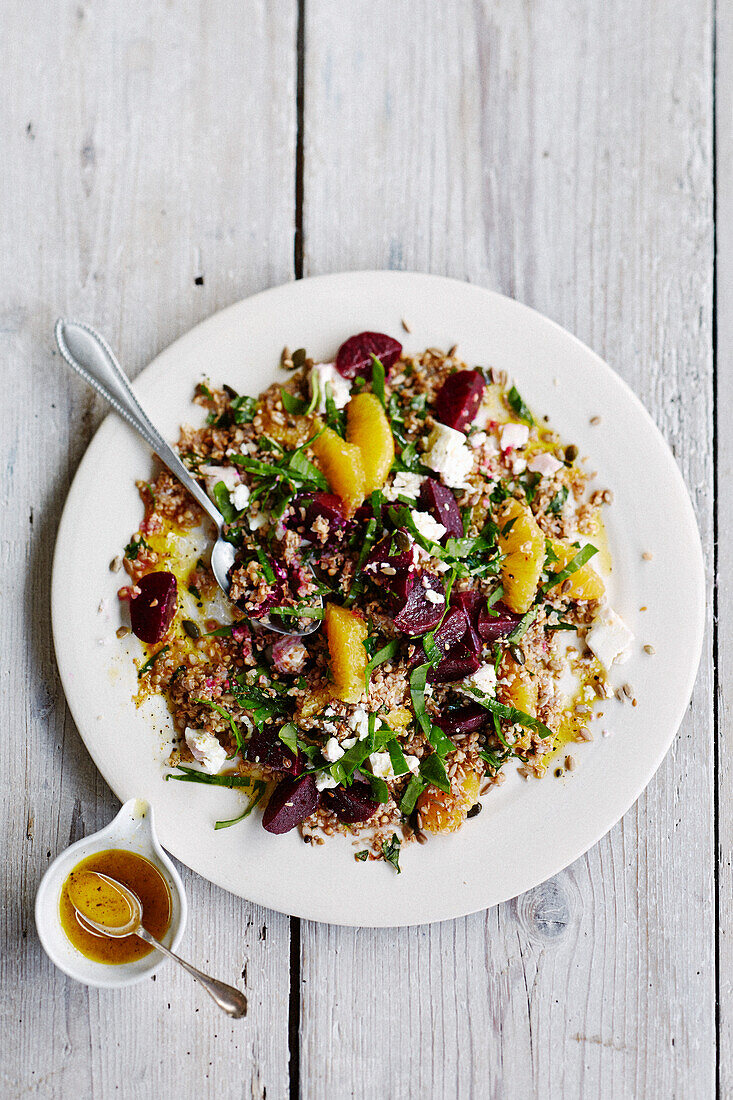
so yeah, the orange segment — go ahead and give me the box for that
[417,765,481,834]
[499,654,538,716]
[311,427,366,513]
[345,393,395,494]
[546,539,605,601]
[496,498,545,613]
[325,603,369,703]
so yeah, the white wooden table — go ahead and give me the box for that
[1,2,725,1096]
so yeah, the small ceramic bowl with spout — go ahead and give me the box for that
[35,798,187,988]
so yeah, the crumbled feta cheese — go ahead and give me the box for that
[369,752,395,780]
[315,772,340,792]
[585,606,634,671]
[423,423,474,489]
[527,452,563,478]
[341,736,357,749]
[511,456,527,476]
[230,482,251,511]
[460,662,498,697]
[469,431,487,449]
[201,464,239,497]
[322,737,345,763]
[348,707,371,739]
[411,508,446,543]
[310,362,352,413]
[184,727,228,774]
[384,471,426,501]
[500,423,530,451]
[405,755,420,775]
[248,511,268,531]
[424,589,445,605]
[322,720,338,734]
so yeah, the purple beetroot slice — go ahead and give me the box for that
[262,774,318,834]
[290,491,349,543]
[130,571,177,644]
[322,782,379,824]
[393,574,445,635]
[417,479,464,540]
[432,607,469,655]
[429,643,481,684]
[245,727,299,775]
[335,332,402,380]
[434,369,486,431]
[436,704,489,739]
[477,601,522,642]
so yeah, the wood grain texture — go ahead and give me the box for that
[301,2,715,1098]
[716,4,733,1094]
[0,3,297,1098]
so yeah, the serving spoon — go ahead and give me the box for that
[67,870,247,1018]
[55,319,321,637]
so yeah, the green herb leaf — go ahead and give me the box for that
[370,355,386,407]
[547,485,569,514]
[541,543,598,593]
[463,687,555,740]
[165,766,252,788]
[193,698,244,751]
[386,739,410,777]
[507,385,535,425]
[230,394,258,424]
[124,534,150,561]
[382,833,402,873]
[399,775,426,815]
[214,780,267,829]
[278,722,299,756]
[213,481,236,523]
[138,645,170,677]
[364,638,400,689]
[419,752,451,794]
[359,769,390,803]
[506,606,539,642]
[409,662,433,736]
[355,850,370,861]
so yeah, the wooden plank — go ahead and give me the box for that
[301,2,715,1097]
[716,4,733,1094]
[0,3,296,1097]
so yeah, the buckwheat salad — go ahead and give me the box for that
[117,330,634,871]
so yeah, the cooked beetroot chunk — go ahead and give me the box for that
[130,571,177,643]
[434,369,486,431]
[429,643,481,683]
[322,781,379,824]
[433,607,469,655]
[365,529,415,586]
[290,492,349,543]
[417,479,464,539]
[335,331,402,380]
[262,774,318,834]
[245,727,299,775]
[393,574,445,634]
[436,704,489,739]
[477,601,522,642]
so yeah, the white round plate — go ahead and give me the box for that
[52,272,705,927]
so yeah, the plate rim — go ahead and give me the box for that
[51,270,706,926]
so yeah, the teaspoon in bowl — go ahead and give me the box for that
[67,870,247,1018]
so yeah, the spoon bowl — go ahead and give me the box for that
[54,318,322,638]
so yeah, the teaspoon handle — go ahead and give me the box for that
[54,318,225,532]
[135,925,247,1018]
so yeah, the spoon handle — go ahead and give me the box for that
[135,925,247,1018]
[54,318,225,532]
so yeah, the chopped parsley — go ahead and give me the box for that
[382,833,402,873]
[507,385,535,425]
[138,645,169,677]
[124,535,150,561]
